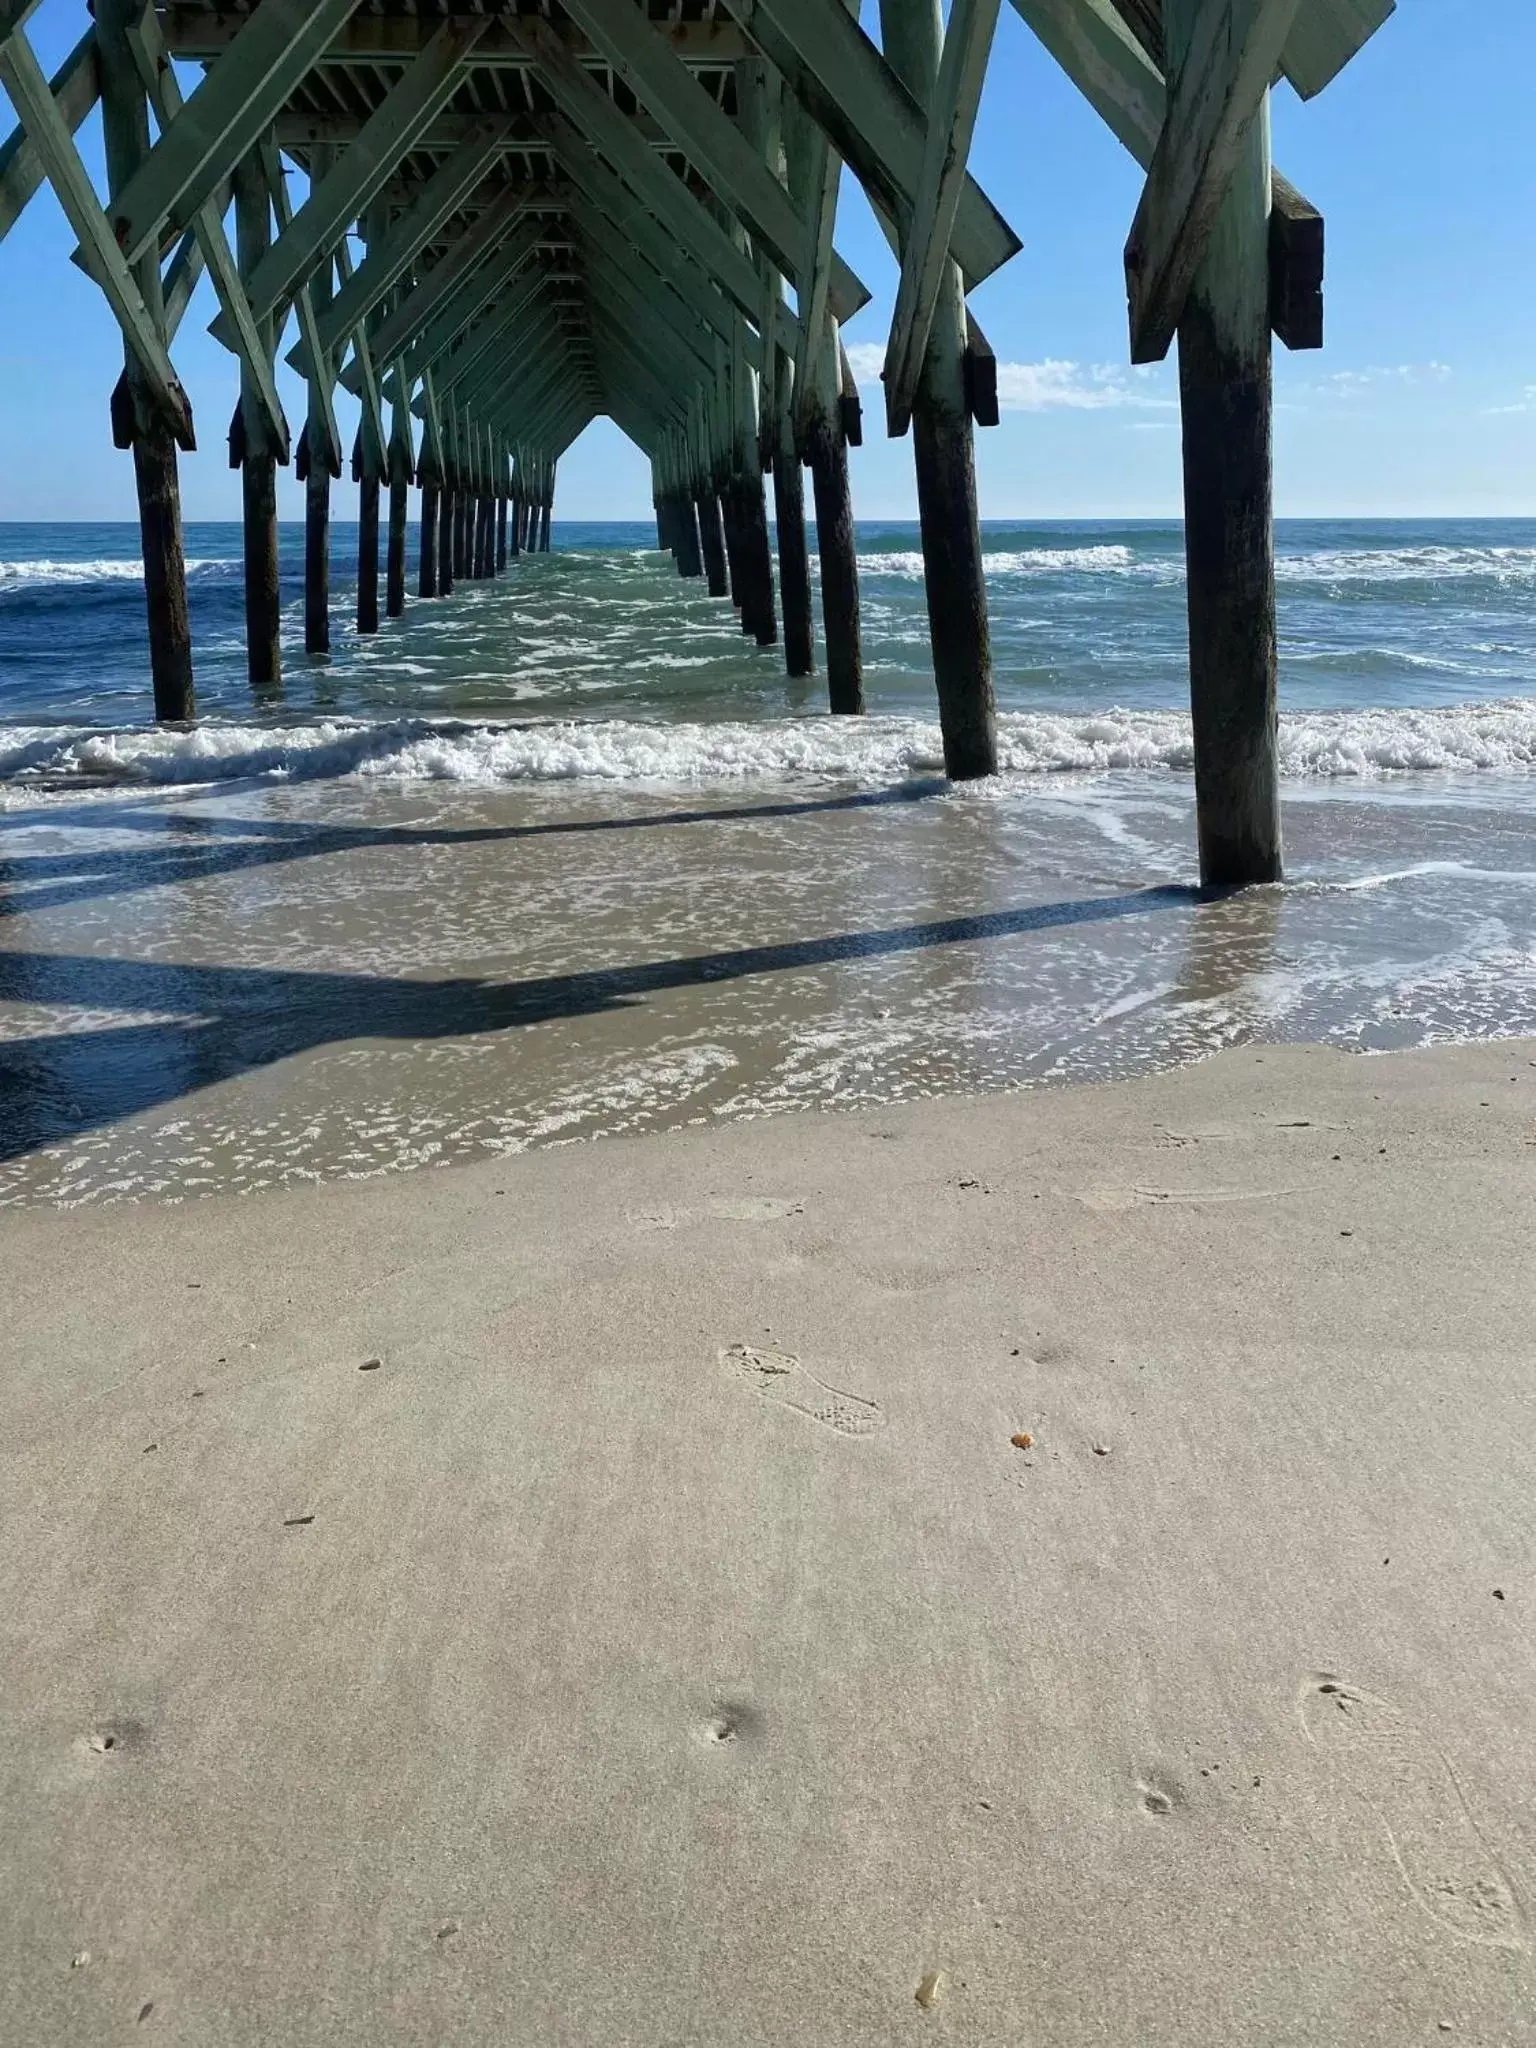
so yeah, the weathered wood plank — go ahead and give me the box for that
[108,0,359,267]
[1124,0,1302,364]
[0,29,96,246]
[883,0,1001,435]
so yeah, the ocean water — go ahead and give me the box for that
[1,517,1533,1205]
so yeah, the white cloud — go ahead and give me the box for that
[1483,385,1536,416]
[842,342,1176,413]
[1291,362,1453,400]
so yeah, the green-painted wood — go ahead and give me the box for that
[0,27,95,246]
[109,0,358,267]
[556,0,868,322]
[126,5,289,462]
[883,0,1001,436]
[217,17,491,342]
[1125,0,1301,365]
[232,146,281,693]
[0,23,193,445]
[1166,0,1281,886]
[358,207,541,396]
[311,129,508,362]
[264,138,340,474]
[744,0,1018,291]
[881,0,995,778]
[97,0,195,722]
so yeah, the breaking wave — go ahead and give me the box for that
[5,699,1536,791]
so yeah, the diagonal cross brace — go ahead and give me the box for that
[0,27,96,246]
[218,17,491,345]
[1124,0,1302,362]
[125,5,289,461]
[883,0,1001,435]
[109,0,359,268]
[262,138,340,475]
[0,22,192,445]
[550,0,869,322]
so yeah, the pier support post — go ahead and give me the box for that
[697,488,729,597]
[1165,0,1282,887]
[304,461,331,657]
[97,0,195,720]
[497,495,508,570]
[802,321,864,714]
[509,486,523,558]
[356,469,380,634]
[674,494,702,578]
[773,449,814,678]
[737,472,778,647]
[231,150,281,696]
[880,0,996,778]
[418,478,439,599]
[438,482,455,596]
[386,458,409,618]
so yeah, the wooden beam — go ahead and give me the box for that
[335,191,535,388]
[125,4,289,462]
[883,0,1001,436]
[311,130,511,361]
[554,0,870,322]
[1268,172,1322,349]
[743,0,1019,292]
[1012,0,1327,350]
[219,17,491,343]
[108,0,360,267]
[263,138,339,476]
[0,28,96,246]
[0,22,193,445]
[1124,0,1301,365]
[160,10,753,66]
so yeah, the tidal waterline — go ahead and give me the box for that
[2,768,1533,1207]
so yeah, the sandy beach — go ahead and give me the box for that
[4,1035,1534,2044]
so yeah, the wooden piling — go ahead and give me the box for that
[232,150,281,694]
[803,355,864,716]
[1167,0,1282,887]
[437,484,455,596]
[737,473,778,647]
[418,478,439,599]
[880,0,996,779]
[497,496,508,570]
[696,489,729,597]
[386,462,408,618]
[772,452,814,678]
[304,464,331,656]
[356,473,380,634]
[720,484,744,610]
[97,0,195,721]
[674,493,703,578]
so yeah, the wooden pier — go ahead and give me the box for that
[0,0,1391,886]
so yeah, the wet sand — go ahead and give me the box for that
[3,771,1536,1206]
[4,1037,1535,2044]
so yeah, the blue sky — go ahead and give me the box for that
[1,0,1531,522]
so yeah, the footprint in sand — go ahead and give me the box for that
[720,1344,885,1438]
[1300,1673,1526,1949]
[632,1197,804,1231]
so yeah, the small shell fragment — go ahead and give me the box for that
[1010,1432,1034,1450]
[915,1969,945,2010]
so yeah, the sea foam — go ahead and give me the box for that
[5,699,1536,792]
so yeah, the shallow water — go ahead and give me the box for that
[0,519,1533,1205]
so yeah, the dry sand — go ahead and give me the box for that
[4,1039,1535,2045]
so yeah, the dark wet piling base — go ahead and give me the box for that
[913,405,995,778]
[772,455,814,678]
[736,474,778,647]
[134,420,196,721]
[437,487,455,597]
[510,493,523,558]
[1177,301,1281,887]
[697,491,729,597]
[453,493,469,582]
[242,453,281,692]
[356,476,380,635]
[497,497,508,570]
[304,469,331,659]
[808,430,864,715]
[418,481,439,599]
[673,494,703,579]
[387,473,409,618]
